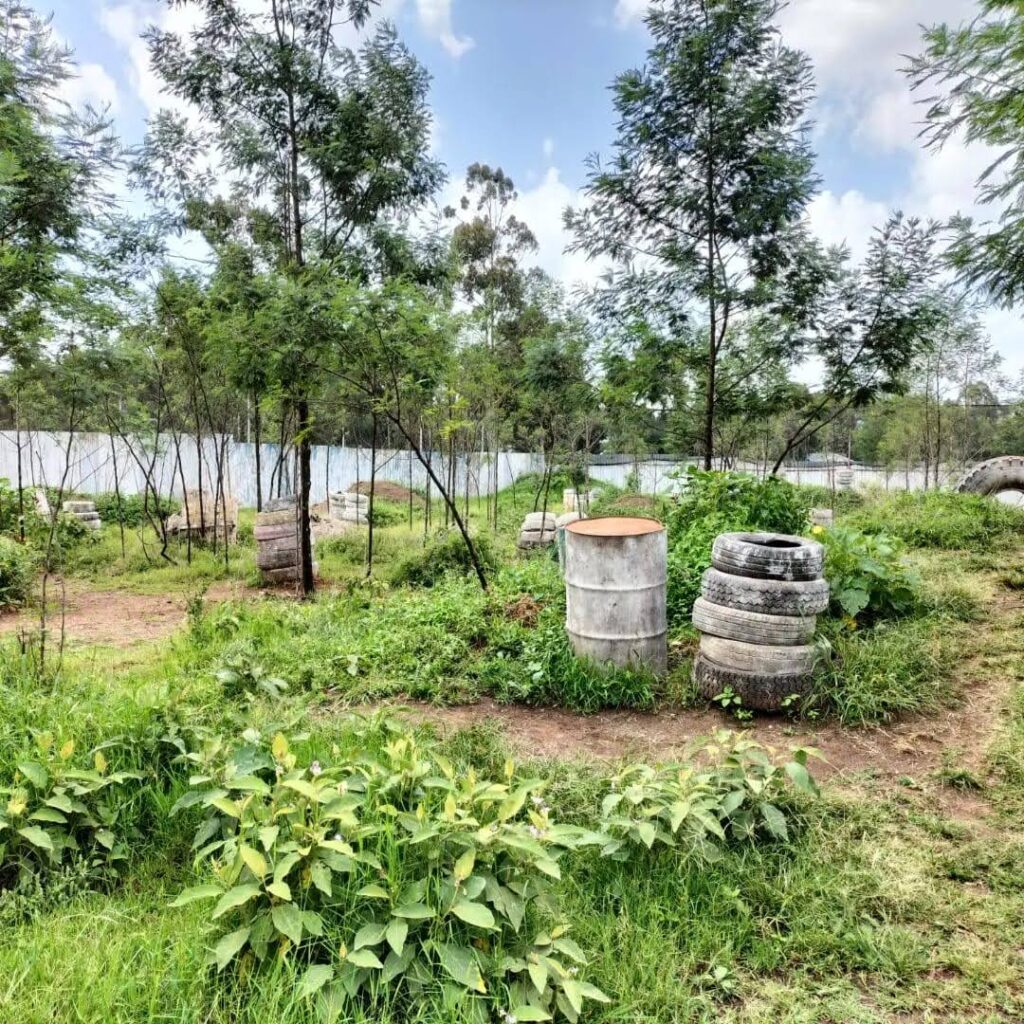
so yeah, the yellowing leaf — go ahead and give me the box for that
[453,848,475,883]
[240,844,268,879]
[271,733,289,760]
[59,740,74,760]
[94,751,108,775]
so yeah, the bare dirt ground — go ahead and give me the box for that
[388,587,1024,816]
[3,571,1020,818]
[0,578,266,647]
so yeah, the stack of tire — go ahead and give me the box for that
[517,511,557,548]
[692,531,828,711]
[62,499,101,531]
[254,496,317,584]
[328,492,368,524]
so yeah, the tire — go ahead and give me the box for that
[701,568,830,616]
[256,540,299,573]
[263,496,296,513]
[699,634,819,674]
[254,522,298,542]
[693,653,813,711]
[956,456,1024,497]
[255,509,299,527]
[523,511,557,530]
[712,532,824,581]
[260,562,318,584]
[692,597,816,646]
[63,500,95,514]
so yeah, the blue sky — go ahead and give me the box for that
[39,0,1024,379]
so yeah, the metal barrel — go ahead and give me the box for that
[564,517,667,676]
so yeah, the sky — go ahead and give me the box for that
[37,0,1024,380]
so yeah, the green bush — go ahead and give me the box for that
[390,529,499,588]
[0,736,142,896]
[91,492,178,528]
[0,537,35,608]
[172,717,814,1020]
[847,490,1024,549]
[819,526,920,624]
[485,615,657,713]
[664,471,811,627]
[793,484,866,514]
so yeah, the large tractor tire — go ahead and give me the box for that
[956,456,1024,498]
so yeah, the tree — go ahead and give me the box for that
[0,0,118,360]
[770,216,944,472]
[567,0,818,468]
[145,0,442,595]
[910,1,1024,305]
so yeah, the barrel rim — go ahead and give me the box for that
[565,516,664,537]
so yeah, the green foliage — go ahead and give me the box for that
[668,470,811,541]
[811,616,959,725]
[598,734,818,858]
[489,616,657,714]
[819,526,920,623]
[91,492,178,528]
[794,484,865,514]
[0,536,35,607]
[173,715,815,1020]
[847,490,1024,549]
[172,720,607,1021]
[0,735,142,895]
[391,529,499,588]
[214,649,289,701]
[664,471,810,626]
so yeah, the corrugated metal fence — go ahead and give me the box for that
[0,430,961,504]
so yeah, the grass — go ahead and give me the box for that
[3,482,1024,1021]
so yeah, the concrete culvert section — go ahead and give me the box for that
[564,516,667,676]
[957,456,1024,499]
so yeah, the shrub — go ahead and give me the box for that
[819,526,920,624]
[172,721,608,1021]
[847,490,1024,549]
[794,484,865,514]
[391,529,499,588]
[599,732,818,856]
[0,537,35,608]
[667,469,810,543]
[92,492,179,528]
[172,718,815,1021]
[0,735,142,896]
[487,615,657,713]
[664,471,810,626]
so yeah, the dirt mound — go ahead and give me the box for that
[347,481,424,505]
[505,595,542,627]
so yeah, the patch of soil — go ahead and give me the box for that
[368,585,1024,818]
[347,481,424,505]
[0,578,273,648]
[505,595,542,627]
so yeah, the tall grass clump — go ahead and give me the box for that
[847,490,1024,549]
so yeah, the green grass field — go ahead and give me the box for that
[2,481,1024,1023]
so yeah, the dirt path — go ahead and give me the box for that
[0,579,262,648]
[386,587,1024,808]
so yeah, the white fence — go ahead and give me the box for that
[0,429,965,505]
[0,429,543,506]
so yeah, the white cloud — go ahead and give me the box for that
[61,62,121,114]
[806,189,889,261]
[613,0,649,29]
[542,136,555,160]
[415,0,474,58]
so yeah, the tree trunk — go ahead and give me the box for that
[297,399,314,596]
[366,412,378,577]
[254,393,263,511]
